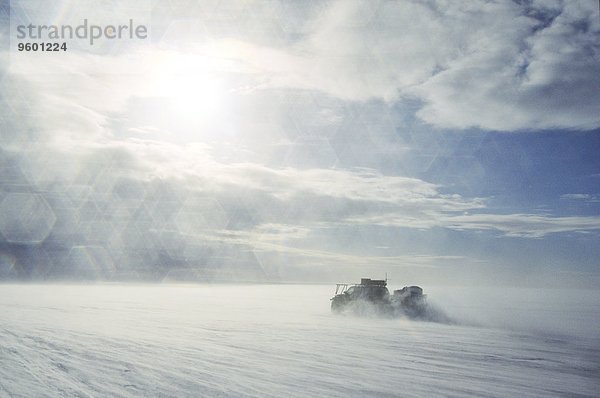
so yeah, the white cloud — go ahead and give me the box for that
[560,194,600,203]
[1,0,598,283]
[192,227,463,269]
[2,0,598,250]
[414,1,600,131]
[315,0,600,131]
[443,213,600,238]
[68,138,600,239]
[8,0,597,156]
[201,0,600,131]
[357,211,600,238]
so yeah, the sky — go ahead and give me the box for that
[0,0,599,286]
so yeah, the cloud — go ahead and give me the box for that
[192,226,464,270]
[355,211,600,238]
[23,132,600,243]
[7,0,597,157]
[560,194,600,203]
[442,213,600,238]
[411,1,600,131]
[202,0,599,131]
[317,0,600,131]
[1,0,598,283]
[3,1,599,145]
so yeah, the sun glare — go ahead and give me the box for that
[167,73,225,125]
[147,55,231,136]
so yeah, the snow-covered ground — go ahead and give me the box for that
[1,284,598,397]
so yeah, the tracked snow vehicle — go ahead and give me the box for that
[331,278,427,318]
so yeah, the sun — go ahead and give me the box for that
[146,54,232,137]
[167,72,225,125]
